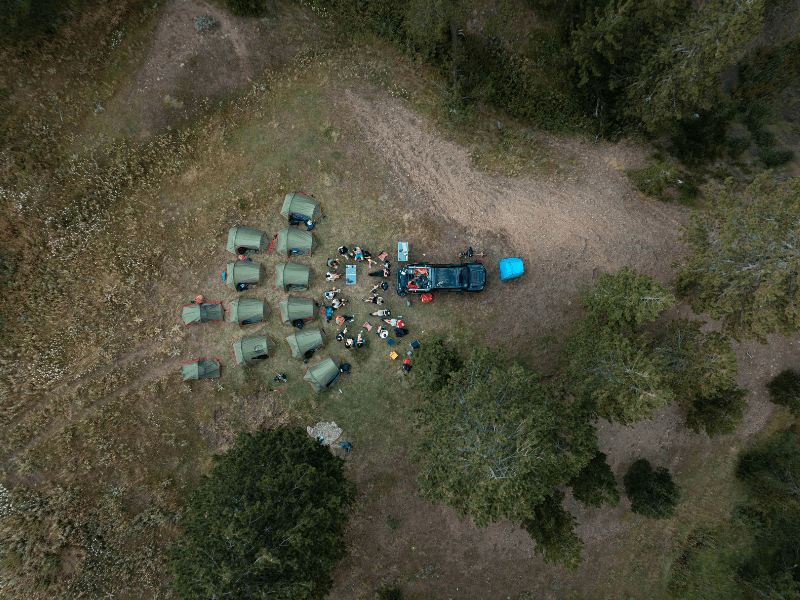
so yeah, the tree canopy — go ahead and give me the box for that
[674,173,800,343]
[569,451,620,508]
[623,458,680,519]
[411,348,596,568]
[168,427,356,600]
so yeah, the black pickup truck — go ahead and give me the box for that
[396,262,487,296]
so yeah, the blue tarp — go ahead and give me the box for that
[499,258,524,280]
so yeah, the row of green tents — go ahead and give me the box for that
[222,258,314,292]
[182,354,341,392]
[183,297,319,325]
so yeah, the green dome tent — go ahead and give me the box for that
[233,335,276,366]
[226,226,268,256]
[225,261,266,291]
[303,356,343,392]
[182,302,224,325]
[285,328,326,358]
[280,192,321,223]
[279,297,318,324]
[230,298,269,325]
[275,261,313,292]
[275,228,316,257]
[181,358,221,381]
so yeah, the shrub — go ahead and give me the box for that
[685,386,749,438]
[760,147,795,167]
[626,161,680,199]
[623,459,680,519]
[752,129,777,148]
[766,369,800,416]
[727,136,751,155]
[194,14,219,33]
[569,451,620,508]
[226,0,269,17]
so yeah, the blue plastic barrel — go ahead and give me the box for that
[499,257,524,281]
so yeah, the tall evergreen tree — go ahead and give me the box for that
[168,427,356,600]
[579,266,676,331]
[411,348,596,568]
[674,173,800,343]
[566,322,673,425]
[623,458,680,519]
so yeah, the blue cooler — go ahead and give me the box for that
[499,257,524,281]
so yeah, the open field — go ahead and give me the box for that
[1,1,799,598]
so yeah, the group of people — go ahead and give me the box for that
[335,326,366,350]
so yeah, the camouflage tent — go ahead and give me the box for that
[225,261,266,291]
[303,356,343,392]
[279,297,318,324]
[182,302,224,325]
[285,328,326,358]
[280,192,321,223]
[275,228,316,257]
[275,261,313,292]
[226,226,268,256]
[233,335,276,366]
[181,358,221,381]
[230,298,269,325]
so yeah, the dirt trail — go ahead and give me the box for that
[344,90,689,335]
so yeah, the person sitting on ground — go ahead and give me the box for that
[326,271,340,282]
[332,298,348,310]
[326,257,340,270]
[394,327,408,337]
[352,246,364,261]
[336,326,348,342]
[338,245,349,256]
[292,319,304,329]
[340,363,351,374]
[303,349,314,363]
[324,287,341,301]
[377,325,389,339]
[236,282,249,292]
[342,314,355,322]
[344,337,355,349]
[383,318,404,328]
[362,295,384,305]
[371,309,390,317]
[370,282,388,293]
[274,373,287,382]
[356,331,365,348]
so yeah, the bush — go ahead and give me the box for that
[752,129,777,148]
[623,459,680,519]
[766,369,800,416]
[727,136,751,155]
[626,161,680,199]
[194,14,219,33]
[668,110,731,167]
[226,0,269,17]
[168,427,357,599]
[760,147,795,167]
[741,99,776,132]
[569,451,620,508]
[412,335,462,394]
[685,386,748,438]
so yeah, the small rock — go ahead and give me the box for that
[180,63,184,68]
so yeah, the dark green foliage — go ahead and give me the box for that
[760,147,795,167]
[736,38,800,105]
[685,386,749,438]
[569,451,620,508]
[674,173,800,342]
[623,459,680,519]
[565,321,673,425]
[520,491,584,570]
[411,348,595,569]
[668,109,733,167]
[226,0,270,17]
[578,266,677,331]
[727,136,751,155]
[649,318,745,436]
[0,0,80,43]
[752,129,777,148]
[741,98,777,132]
[168,427,357,600]
[766,369,800,416]
[412,335,462,394]
[735,429,800,597]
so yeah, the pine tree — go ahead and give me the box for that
[685,386,749,438]
[566,322,673,425]
[168,427,356,600]
[674,173,800,343]
[521,491,584,570]
[627,0,766,129]
[623,458,680,519]
[412,335,463,394]
[411,348,596,568]
[569,451,620,508]
[579,266,676,331]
